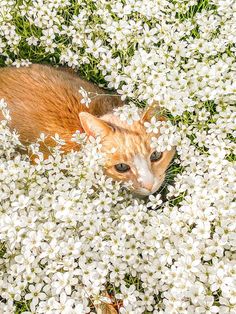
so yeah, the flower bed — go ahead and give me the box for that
[0,0,235,313]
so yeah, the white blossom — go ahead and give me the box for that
[0,0,235,312]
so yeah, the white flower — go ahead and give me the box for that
[114,103,140,125]
[71,130,87,144]
[144,116,162,134]
[26,36,38,46]
[86,39,105,58]
[116,284,137,309]
[147,194,162,209]
[78,87,91,108]
[25,284,46,312]
[11,195,30,209]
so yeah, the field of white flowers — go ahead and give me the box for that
[0,0,235,313]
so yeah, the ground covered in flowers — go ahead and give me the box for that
[0,0,236,313]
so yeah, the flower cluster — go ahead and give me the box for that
[114,103,140,125]
[0,0,236,313]
[0,99,235,314]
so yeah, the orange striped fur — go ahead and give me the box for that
[0,64,174,195]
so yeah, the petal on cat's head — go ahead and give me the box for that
[141,101,165,123]
[79,112,113,138]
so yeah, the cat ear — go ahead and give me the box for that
[141,101,165,122]
[79,112,113,138]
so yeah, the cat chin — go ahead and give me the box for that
[132,187,158,198]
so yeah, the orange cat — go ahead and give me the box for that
[0,64,175,195]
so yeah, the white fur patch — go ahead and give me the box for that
[133,155,154,189]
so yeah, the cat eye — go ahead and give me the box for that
[114,163,130,173]
[150,151,162,162]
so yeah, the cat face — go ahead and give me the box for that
[102,130,175,196]
[79,107,175,196]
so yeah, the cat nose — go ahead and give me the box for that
[142,181,154,192]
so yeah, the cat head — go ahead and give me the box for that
[79,104,175,196]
